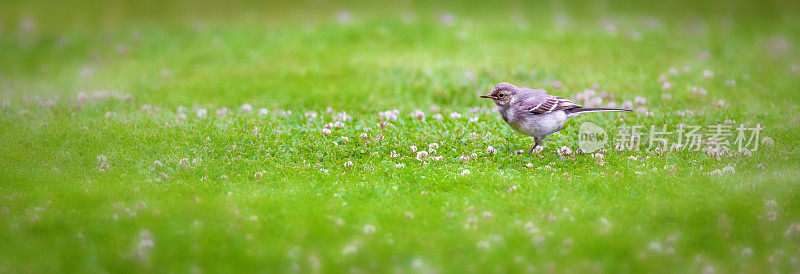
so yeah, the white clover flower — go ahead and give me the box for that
[395,163,405,168]
[458,155,470,162]
[690,86,708,96]
[411,258,423,268]
[363,224,375,234]
[304,111,318,119]
[258,108,269,115]
[97,155,107,164]
[482,211,493,219]
[429,143,439,149]
[132,230,154,262]
[196,108,207,118]
[390,150,398,158]
[702,70,714,79]
[377,110,397,120]
[725,79,736,86]
[341,244,357,255]
[429,105,440,112]
[153,160,165,168]
[335,11,352,23]
[722,165,735,175]
[322,128,331,136]
[661,82,673,91]
[507,185,518,193]
[786,223,800,237]
[76,92,90,104]
[476,241,490,249]
[649,241,663,252]
[344,161,353,167]
[621,101,634,109]
[593,153,605,161]
[460,169,471,176]
[737,148,752,157]
[432,114,443,120]
[486,146,497,155]
[468,116,479,122]
[254,171,263,180]
[668,67,679,75]
[412,109,425,121]
[661,93,672,100]
[705,147,720,158]
[558,146,573,156]
[98,162,109,172]
[139,104,154,112]
[216,108,228,117]
[416,151,428,161]
[179,158,190,168]
[449,112,462,119]
[710,169,722,176]
[410,145,418,153]
[240,104,253,112]
[658,75,668,83]
[766,211,776,221]
[634,96,647,105]
[335,112,352,121]
[438,12,456,25]
[766,200,777,207]
[762,137,774,147]
[524,221,537,232]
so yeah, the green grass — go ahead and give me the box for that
[2,0,800,272]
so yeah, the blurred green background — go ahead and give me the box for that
[2,0,799,111]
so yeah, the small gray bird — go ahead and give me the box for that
[480,82,631,154]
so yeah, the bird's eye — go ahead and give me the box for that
[497,94,504,98]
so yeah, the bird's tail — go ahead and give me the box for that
[565,107,632,114]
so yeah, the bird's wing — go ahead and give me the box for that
[523,95,582,115]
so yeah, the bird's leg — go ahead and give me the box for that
[545,125,565,137]
[539,126,565,142]
[529,137,541,155]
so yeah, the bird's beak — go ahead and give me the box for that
[479,94,493,99]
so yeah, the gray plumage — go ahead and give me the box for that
[480,82,631,153]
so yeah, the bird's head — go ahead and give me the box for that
[480,82,519,106]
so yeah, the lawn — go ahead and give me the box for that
[1,0,800,272]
